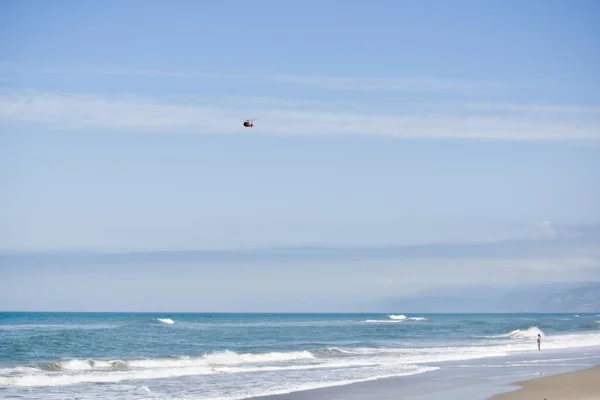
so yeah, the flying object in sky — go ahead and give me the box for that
[242,119,256,128]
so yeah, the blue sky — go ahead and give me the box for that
[0,1,599,310]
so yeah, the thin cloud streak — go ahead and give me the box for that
[93,69,497,95]
[464,102,600,114]
[271,74,497,94]
[1,90,599,142]
[0,62,497,94]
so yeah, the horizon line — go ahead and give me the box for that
[0,229,590,255]
[0,310,594,314]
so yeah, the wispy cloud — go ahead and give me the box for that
[464,102,600,114]
[1,90,599,142]
[90,69,495,95]
[95,69,496,94]
[0,62,496,95]
[87,68,251,81]
[271,74,497,94]
[535,220,557,239]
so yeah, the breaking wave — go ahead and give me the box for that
[364,314,427,323]
[0,349,430,388]
[496,326,545,340]
[3,314,600,398]
[3,328,600,391]
[40,349,314,373]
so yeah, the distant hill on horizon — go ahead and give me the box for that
[533,283,600,313]
[385,282,600,313]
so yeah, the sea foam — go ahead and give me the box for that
[364,314,427,323]
[504,326,545,339]
[2,313,599,398]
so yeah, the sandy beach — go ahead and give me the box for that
[490,365,600,400]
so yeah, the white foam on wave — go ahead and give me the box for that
[209,365,440,400]
[23,327,594,387]
[155,318,174,325]
[390,314,427,321]
[482,326,546,340]
[324,345,514,364]
[9,326,597,390]
[126,350,314,370]
[37,350,315,372]
[0,350,432,389]
[3,361,393,389]
[315,329,600,366]
[315,347,356,356]
[364,319,404,323]
[525,330,600,351]
[0,364,215,387]
[0,349,317,388]
[3,326,599,392]
[502,326,545,339]
[364,314,427,323]
[45,359,126,371]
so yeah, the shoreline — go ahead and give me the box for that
[248,347,600,400]
[489,365,600,400]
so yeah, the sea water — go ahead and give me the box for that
[1,312,599,399]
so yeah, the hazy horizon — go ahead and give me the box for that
[2,223,599,312]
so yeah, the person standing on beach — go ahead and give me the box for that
[537,334,541,351]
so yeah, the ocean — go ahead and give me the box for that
[1,312,599,399]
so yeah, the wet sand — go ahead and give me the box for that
[489,365,600,400]
[247,350,600,400]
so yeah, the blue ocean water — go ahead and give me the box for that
[1,312,599,399]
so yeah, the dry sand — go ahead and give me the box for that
[490,365,600,400]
